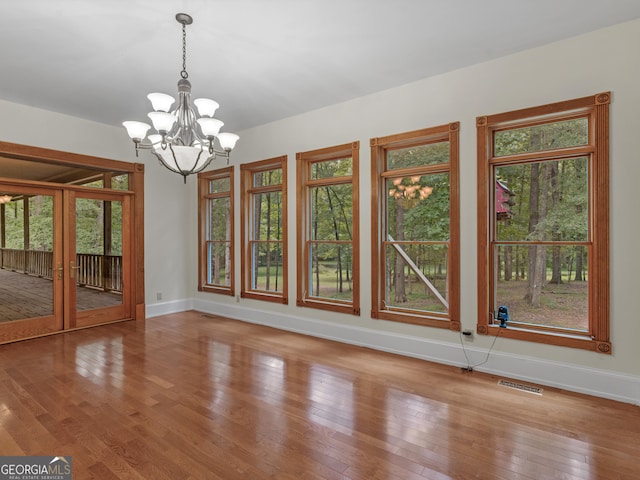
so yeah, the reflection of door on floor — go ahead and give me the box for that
[0,185,132,341]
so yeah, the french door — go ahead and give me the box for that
[65,189,131,329]
[0,183,132,343]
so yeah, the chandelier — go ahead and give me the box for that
[123,13,239,182]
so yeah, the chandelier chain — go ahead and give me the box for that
[181,22,188,79]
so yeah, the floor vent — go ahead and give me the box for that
[498,379,543,395]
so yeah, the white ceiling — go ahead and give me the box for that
[1,0,640,134]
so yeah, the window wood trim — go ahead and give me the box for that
[476,92,611,353]
[296,142,360,315]
[198,166,234,296]
[370,123,460,330]
[240,156,288,304]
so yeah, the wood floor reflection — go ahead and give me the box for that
[0,311,638,479]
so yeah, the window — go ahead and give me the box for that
[371,123,460,330]
[477,93,611,353]
[240,156,288,303]
[296,142,360,315]
[198,167,234,295]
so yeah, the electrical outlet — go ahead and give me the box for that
[156,292,163,301]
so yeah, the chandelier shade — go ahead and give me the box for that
[122,13,239,182]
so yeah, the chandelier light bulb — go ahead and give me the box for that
[122,121,151,141]
[218,133,240,152]
[197,118,224,137]
[147,112,177,134]
[147,93,175,112]
[194,98,220,118]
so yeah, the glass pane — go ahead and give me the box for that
[495,157,588,242]
[76,198,104,254]
[253,168,282,187]
[207,241,231,286]
[494,118,588,156]
[384,243,448,314]
[252,192,282,241]
[3,196,25,249]
[209,177,230,194]
[493,244,588,331]
[83,179,104,188]
[310,185,352,241]
[75,198,123,311]
[1,194,54,321]
[208,198,230,242]
[308,242,353,301]
[250,241,284,293]
[386,142,449,170]
[387,173,449,242]
[311,157,352,179]
[112,174,129,191]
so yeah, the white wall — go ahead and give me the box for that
[189,18,640,404]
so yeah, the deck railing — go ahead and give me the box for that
[0,248,123,292]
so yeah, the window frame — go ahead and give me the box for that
[370,123,460,330]
[240,156,288,304]
[198,166,234,296]
[477,93,611,353]
[296,141,360,315]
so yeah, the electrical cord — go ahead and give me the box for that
[459,325,502,371]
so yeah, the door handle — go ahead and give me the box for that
[70,262,80,279]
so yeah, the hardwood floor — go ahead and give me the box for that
[0,311,638,479]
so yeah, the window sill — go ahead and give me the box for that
[478,324,611,353]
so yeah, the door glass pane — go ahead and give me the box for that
[75,198,123,311]
[0,193,54,321]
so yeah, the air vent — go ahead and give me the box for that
[498,379,543,395]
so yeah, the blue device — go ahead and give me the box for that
[496,306,509,328]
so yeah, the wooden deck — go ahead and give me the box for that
[0,311,638,479]
[0,268,122,322]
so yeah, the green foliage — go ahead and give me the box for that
[75,198,122,255]
[3,195,122,255]
[387,142,449,170]
[496,157,588,243]
[494,118,588,156]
